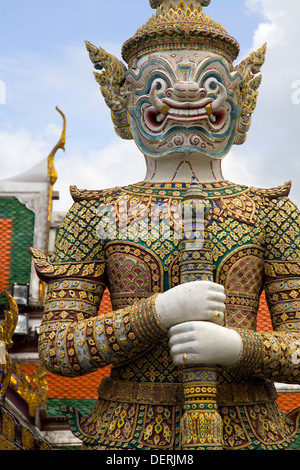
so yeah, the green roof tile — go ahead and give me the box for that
[46,398,97,417]
[0,197,35,304]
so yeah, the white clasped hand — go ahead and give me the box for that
[155,280,243,367]
[168,321,243,367]
[155,280,226,329]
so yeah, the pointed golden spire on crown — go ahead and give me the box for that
[122,0,239,66]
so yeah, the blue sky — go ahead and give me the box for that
[0,0,299,211]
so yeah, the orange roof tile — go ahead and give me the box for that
[0,218,12,292]
[257,291,273,332]
[277,393,300,414]
[98,288,112,314]
[46,368,110,399]
[20,363,110,400]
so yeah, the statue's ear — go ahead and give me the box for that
[234,43,267,145]
[85,41,133,140]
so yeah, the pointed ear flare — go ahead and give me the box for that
[234,43,267,145]
[85,41,133,140]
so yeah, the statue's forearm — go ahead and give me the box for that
[38,280,165,377]
[235,262,300,383]
[232,328,300,384]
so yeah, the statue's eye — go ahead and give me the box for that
[204,77,220,93]
[151,78,168,93]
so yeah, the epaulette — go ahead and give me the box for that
[248,181,291,199]
[70,185,120,202]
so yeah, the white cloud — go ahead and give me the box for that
[53,139,146,211]
[225,0,300,207]
[0,126,55,178]
[0,40,121,142]
[0,37,148,212]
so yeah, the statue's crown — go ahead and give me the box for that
[122,0,240,66]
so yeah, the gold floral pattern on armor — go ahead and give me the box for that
[220,402,295,450]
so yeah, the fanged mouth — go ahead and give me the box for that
[143,102,227,133]
[143,77,229,134]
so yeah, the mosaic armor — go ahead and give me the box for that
[31,179,300,450]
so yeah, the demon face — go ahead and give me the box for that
[126,50,242,160]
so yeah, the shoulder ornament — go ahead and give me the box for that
[28,247,105,283]
[70,185,120,202]
[248,182,291,200]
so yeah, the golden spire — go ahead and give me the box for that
[45,107,66,257]
[47,107,66,222]
[47,106,66,188]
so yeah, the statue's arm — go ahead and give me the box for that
[232,197,300,384]
[31,199,167,377]
[233,328,300,383]
[38,276,164,377]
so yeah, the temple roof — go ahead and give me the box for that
[0,107,66,308]
[1,157,49,183]
[0,196,35,304]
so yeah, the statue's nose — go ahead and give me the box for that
[170,80,207,102]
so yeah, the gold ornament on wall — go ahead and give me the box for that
[0,293,18,397]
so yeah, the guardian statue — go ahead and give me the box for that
[30,0,300,450]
